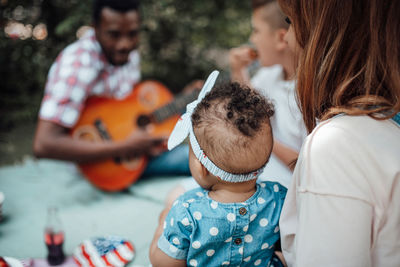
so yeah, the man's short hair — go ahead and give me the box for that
[251,0,288,30]
[251,0,275,9]
[93,0,140,24]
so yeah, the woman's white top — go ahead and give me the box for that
[280,115,400,267]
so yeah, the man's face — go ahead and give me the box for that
[95,7,140,66]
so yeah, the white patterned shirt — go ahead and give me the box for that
[39,29,141,127]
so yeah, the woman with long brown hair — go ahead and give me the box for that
[277,0,400,266]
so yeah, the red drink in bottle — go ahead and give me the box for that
[45,207,65,265]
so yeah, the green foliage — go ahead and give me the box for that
[0,0,251,129]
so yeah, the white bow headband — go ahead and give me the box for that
[168,71,265,183]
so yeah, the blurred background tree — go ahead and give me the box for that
[0,0,252,131]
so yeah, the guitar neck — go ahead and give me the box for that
[152,89,199,123]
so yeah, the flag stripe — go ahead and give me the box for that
[81,245,96,267]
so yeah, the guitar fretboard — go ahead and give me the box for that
[152,89,199,123]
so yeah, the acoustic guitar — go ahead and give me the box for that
[71,81,199,191]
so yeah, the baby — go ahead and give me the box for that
[149,71,286,267]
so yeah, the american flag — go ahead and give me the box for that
[73,236,135,267]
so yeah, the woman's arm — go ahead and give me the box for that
[294,188,373,266]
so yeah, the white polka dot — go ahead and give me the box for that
[181,218,190,226]
[254,259,262,266]
[260,218,269,227]
[250,214,257,222]
[120,82,131,94]
[59,66,74,78]
[260,182,266,188]
[109,76,117,89]
[238,247,243,255]
[244,234,253,243]
[81,40,92,50]
[206,249,215,256]
[172,200,179,206]
[53,82,68,98]
[211,201,218,209]
[182,202,189,208]
[243,225,248,232]
[244,256,251,262]
[80,52,91,66]
[187,198,195,203]
[163,221,166,229]
[196,192,204,197]
[189,259,198,266]
[40,100,57,118]
[274,226,280,233]
[222,261,230,265]
[193,211,202,220]
[62,56,75,68]
[225,237,232,242]
[172,238,180,245]
[78,68,97,84]
[274,184,279,192]
[92,82,104,95]
[192,241,201,249]
[209,227,219,236]
[61,108,78,125]
[70,87,85,103]
[261,243,269,249]
[273,202,276,208]
[170,218,174,226]
[257,197,266,204]
[227,213,236,222]
[169,245,177,253]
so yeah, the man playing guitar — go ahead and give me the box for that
[33,0,195,190]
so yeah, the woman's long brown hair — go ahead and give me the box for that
[278,0,400,133]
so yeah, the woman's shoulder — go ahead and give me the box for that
[307,115,399,153]
[296,114,400,202]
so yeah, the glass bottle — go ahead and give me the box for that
[44,206,65,265]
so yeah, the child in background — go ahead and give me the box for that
[149,71,286,267]
[230,0,306,188]
[165,1,306,204]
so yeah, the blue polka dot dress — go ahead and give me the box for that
[158,182,287,266]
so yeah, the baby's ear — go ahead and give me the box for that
[191,156,209,180]
[199,163,210,179]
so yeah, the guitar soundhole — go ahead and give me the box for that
[138,83,159,108]
[137,114,151,128]
[72,125,102,143]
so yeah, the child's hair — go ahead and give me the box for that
[252,0,288,30]
[192,82,275,175]
[278,0,400,132]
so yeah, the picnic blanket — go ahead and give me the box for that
[0,157,187,266]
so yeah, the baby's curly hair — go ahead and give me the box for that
[191,82,275,174]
